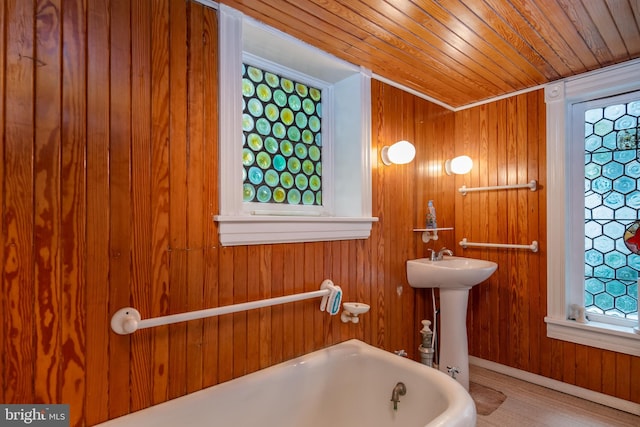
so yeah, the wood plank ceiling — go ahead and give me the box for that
[219,0,640,108]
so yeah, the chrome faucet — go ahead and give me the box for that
[438,247,454,259]
[390,382,407,411]
[427,247,454,261]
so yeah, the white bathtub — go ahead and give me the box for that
[97,339,476,427]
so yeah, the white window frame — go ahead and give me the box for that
[215,5,377,246]
[544,59,640,356]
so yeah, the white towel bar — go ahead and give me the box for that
[111,280,339,335]
[459,238,539,252]
[458,180,537,195]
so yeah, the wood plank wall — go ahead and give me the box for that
[0,2,638,426]
[0,2,446,425]
[449,92,640,403]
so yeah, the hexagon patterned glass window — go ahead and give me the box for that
[242,64,322,206]
[584,99,639,321]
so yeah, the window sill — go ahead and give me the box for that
[545,317,640,356]
[214,215,378,246]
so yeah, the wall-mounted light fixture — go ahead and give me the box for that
[381,140,416,165]
[444,155,473,175]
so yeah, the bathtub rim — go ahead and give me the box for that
[95,338,476,427]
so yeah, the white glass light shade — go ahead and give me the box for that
[381,140,416,165]
[444,155,473,175]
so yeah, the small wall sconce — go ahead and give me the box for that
[381,140,416,165]
[444,155,473,175]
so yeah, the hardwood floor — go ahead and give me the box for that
[469,365,640,426]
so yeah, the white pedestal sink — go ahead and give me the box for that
[406,256,498,390]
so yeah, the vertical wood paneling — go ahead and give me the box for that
[282,244,296,360]
[336,241,354,342]
[563,342,576,384]
[130,0,153,412]
[549,339,565,381]
[616,353,631,401]
[201,5,219,390]
[496,99,509,365]
[454,90,640,405]
[292,243,305,357]
[108,0,132,418]
[629,356,640,401]
[34,0,61,405]
[232,246,248,378]
[505,96,519,367]
[512,100,527,327]
[414,95,456,364]
[0,0,7,406]
[483,101,497,360]
[317,242,329,348]
[245,246,259,375]
[371,82,384,350]
[167,0,188,401]
[270,245,284,365]
[587,347,603,392]
[459,105,476,352]
[302,244,315,354]
[258,245,273,368]
[217,247,233,383]
[356,240,369,342]
[576,345,590,389]
[536,88,552,380]
[4,0,36,404]
[60,1,87,423]
[474,103,489,359]
[526,90,542,375]
[186,2,205,394]
[2,3,640,426]
[149,0,171,404]
[85,0,110,422]
[602,350,617,397]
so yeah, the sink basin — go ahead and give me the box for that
[406,256,498,289]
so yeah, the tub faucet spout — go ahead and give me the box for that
[390,382,407,411]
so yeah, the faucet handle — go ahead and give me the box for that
[426,248,436,261]
[447,366,460,379]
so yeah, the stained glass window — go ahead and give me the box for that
[583,99,639,321]
[242,63,323,206]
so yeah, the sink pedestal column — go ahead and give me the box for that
[406,255,498,391]
[438,288,470,390]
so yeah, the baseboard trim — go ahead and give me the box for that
[469,356,640,416]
